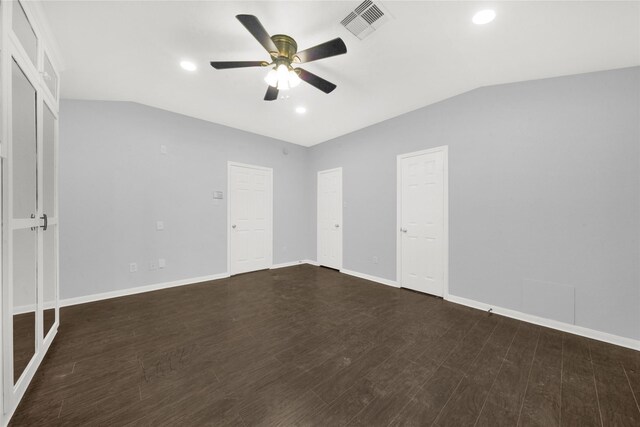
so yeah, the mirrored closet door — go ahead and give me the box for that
[1,0,61,421]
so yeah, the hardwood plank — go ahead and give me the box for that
[312,343,396,404]
[476,323,540,426]
[560,334,601,427]
[518,328,563,426]
[349,356,440,426]
[388,365,464,426]
[590,341,640,426]
[433,317,520,426]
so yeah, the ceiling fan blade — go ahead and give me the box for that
[236,14,278,54]
[295,38,347,64]
[210,61,266,69]
[264,85,279,101]
[297,68,337,94]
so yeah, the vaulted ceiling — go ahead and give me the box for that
[43,1,640,146]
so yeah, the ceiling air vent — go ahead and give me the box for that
[340,0,392,40]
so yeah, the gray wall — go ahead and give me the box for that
[309,67,640,341]
[59,100,312,300]
[60,67,639,342]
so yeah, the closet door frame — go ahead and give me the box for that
[0,0,61,421]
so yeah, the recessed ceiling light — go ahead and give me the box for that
[295,106,307,114]
[180,60,197,71]
[472,9,496,25]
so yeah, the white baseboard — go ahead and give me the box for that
[340,268,399,288]
[13,301,56,315]
[271,260,308,269]
[54,262,638,352]
[60,272,230,308]
[445,294,640,351]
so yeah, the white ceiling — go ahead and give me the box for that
[42,1,639,147]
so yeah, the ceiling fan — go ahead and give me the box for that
[210,15,347,101]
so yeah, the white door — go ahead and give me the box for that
[228,163,273,275]
[317,168,342,270]
[398,148,447,296]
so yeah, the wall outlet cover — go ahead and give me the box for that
[158,258,166,268]
[129,263,138,273]
[156,221,164,231]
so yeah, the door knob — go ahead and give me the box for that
[400,228,407,233]
[232,224,236,229]
[40,213,48,231]
[335,224,340,228]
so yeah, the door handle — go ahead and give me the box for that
[334,224,340,228]
[400,228,407,233]
[232,224,236,229]
[40,214,48,231]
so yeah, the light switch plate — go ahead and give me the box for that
[160,144,167,154]
[159,258,166,269]
[156,221,164,231]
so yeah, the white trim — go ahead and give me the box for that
[445,294,640,351]
[59,273,230,308]
[227,161,274,276]
[2,1,63,423]
[301,259,320,266]
[340,268,399,288]
[317,167,343,270]
[271,260,307,269]
[18,0,64,72]
[396,146,449,299]
[328,262,639,351]
[12,301,55,316]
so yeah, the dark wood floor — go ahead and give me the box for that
[14,312,35,382]
[14,310,56,383]
[10,265,640,426]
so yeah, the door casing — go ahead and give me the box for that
[396,146,449,298]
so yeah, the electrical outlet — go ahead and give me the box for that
[372,256,379,264]
[149,260,158,271]
[156,221,164,231]
[129,263,138,273]
[160,144,167,154]
[158,258,166,269]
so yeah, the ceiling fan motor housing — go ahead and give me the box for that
[270,34,298,63]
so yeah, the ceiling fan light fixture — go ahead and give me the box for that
[210,15,347,100]
[289,69,301,88]
[276,63,290,90]
[180,60,197,71]
[264,68,278,87]
[472,9,496,25]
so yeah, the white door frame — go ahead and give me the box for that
[317,167,343,270]
[396,146,449,298]
[226,161,273,275]
[1,0,62,421]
